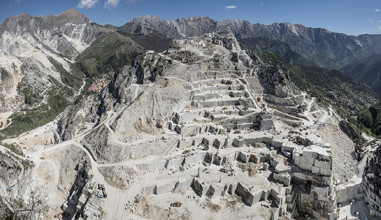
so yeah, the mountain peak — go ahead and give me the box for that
[40,8,90,28]
[129,15,161,24]
[59,8,80,17]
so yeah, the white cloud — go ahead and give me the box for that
[14,0,21,3]
[260,3,263,6]
[225,5,237,9]
[127,0,140,3]
[376,9,380,12]
[379,26,381,30]
[78,0,98,9]
[369,18,374,24]
[104,0,120,9]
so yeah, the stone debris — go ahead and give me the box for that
[4,25,373,220]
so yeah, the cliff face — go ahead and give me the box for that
[118,15,219,39]
[364,146,381,217]
[0,9,113,139]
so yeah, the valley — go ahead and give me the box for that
[0,8,381,220]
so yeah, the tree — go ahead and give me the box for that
[358,108,373,128]
[0,183,49,220]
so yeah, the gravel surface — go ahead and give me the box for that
[317,124,357,183]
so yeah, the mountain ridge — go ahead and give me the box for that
[119,14,381,70]
[0,9,111,138]
[340,53,381,95]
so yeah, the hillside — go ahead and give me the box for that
[340,54,381,95]
[75,32,145,93]
[117,32,172,53]
[0,26,364,220]
[239,36,316,66]
[259,51,379,115]
[118,15,381,70]
[358,102,381,137]
[0,11,375,220]
[0,9,111,140]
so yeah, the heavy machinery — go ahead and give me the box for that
[170,201,182,207]
[219,168,227,173]
[6,183,16,191]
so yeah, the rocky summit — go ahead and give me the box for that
[0,9,380,220]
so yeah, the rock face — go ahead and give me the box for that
[80,125,125,163]
[56,95,100,141]
[0,12,368,219]
[0,9,111,118]
[53,144,92,193]
[77,26,307,165]
[0,147,35,219]
[120,15,381,70]
[0,9,110,59]
[258,65,299,98]
[98,165,135,190]
[119,15,219,39]
[338,120,360,143]
[364,146,381,217]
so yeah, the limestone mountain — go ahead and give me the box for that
[340,54,381,95]
[120,15,381,70]
[75,32,144,81]
[117,32,172,53]
[239,36,316,66]
[21,26,360,220]
[0,9,111,139]
[118,15,219,39]
[0,15,368,220]
[259,51,378,115]
[57,32,146,141]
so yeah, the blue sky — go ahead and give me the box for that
[1,0,381,36]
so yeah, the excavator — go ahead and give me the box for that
[170,201,182,207]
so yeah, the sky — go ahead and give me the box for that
[1,0,381,36]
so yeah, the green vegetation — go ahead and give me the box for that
[259,51,379,115]
[0,142,23,156]
[154,64,161,72]
[75,32,144,95]
[118,32,172,53]
[1,68,10,82]
[339,54,381,96]
[76,32,144,80]
[0,32,147,140]
[19,87,43,106]
[0,83,72,140]
[239,37,316,66]
[0,31,147,142]
[239,36,340,69]
[0,91,68,140]
[357,102,381,137]
[47,57,83,90]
